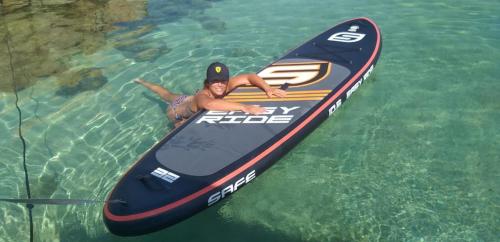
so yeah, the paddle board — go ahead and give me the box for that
[104,17,382,236]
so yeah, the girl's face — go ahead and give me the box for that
[208,80,228,97]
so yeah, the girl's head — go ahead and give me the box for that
[204,62,229,97]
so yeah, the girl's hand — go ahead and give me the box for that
[133,78,145,84]
[242,105,266,115]
[265,88,287,98]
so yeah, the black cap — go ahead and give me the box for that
[206,62,229,83]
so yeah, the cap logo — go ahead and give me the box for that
[215,66,222,73]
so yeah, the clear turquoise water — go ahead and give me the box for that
[0,0,499,241]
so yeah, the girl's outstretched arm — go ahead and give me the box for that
[134,79,177,103]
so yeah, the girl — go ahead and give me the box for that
[135,62,286,127]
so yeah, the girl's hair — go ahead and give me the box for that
[203,79,209,86]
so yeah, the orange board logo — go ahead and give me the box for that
[257,61,331,87]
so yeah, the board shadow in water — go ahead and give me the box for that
[57,199,303,242]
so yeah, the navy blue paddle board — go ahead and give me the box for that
[104,17,382,236]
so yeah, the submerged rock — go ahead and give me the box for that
[196,16,226,33]
[56,68,108,96]
[114,39,171,62]
[145,0,190,24]
[113,38,150,53]
[0,0,147,93]
[109,24,155,43]
[133,46,172,62]
[33,172,60,198]
[113,35,171,62]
